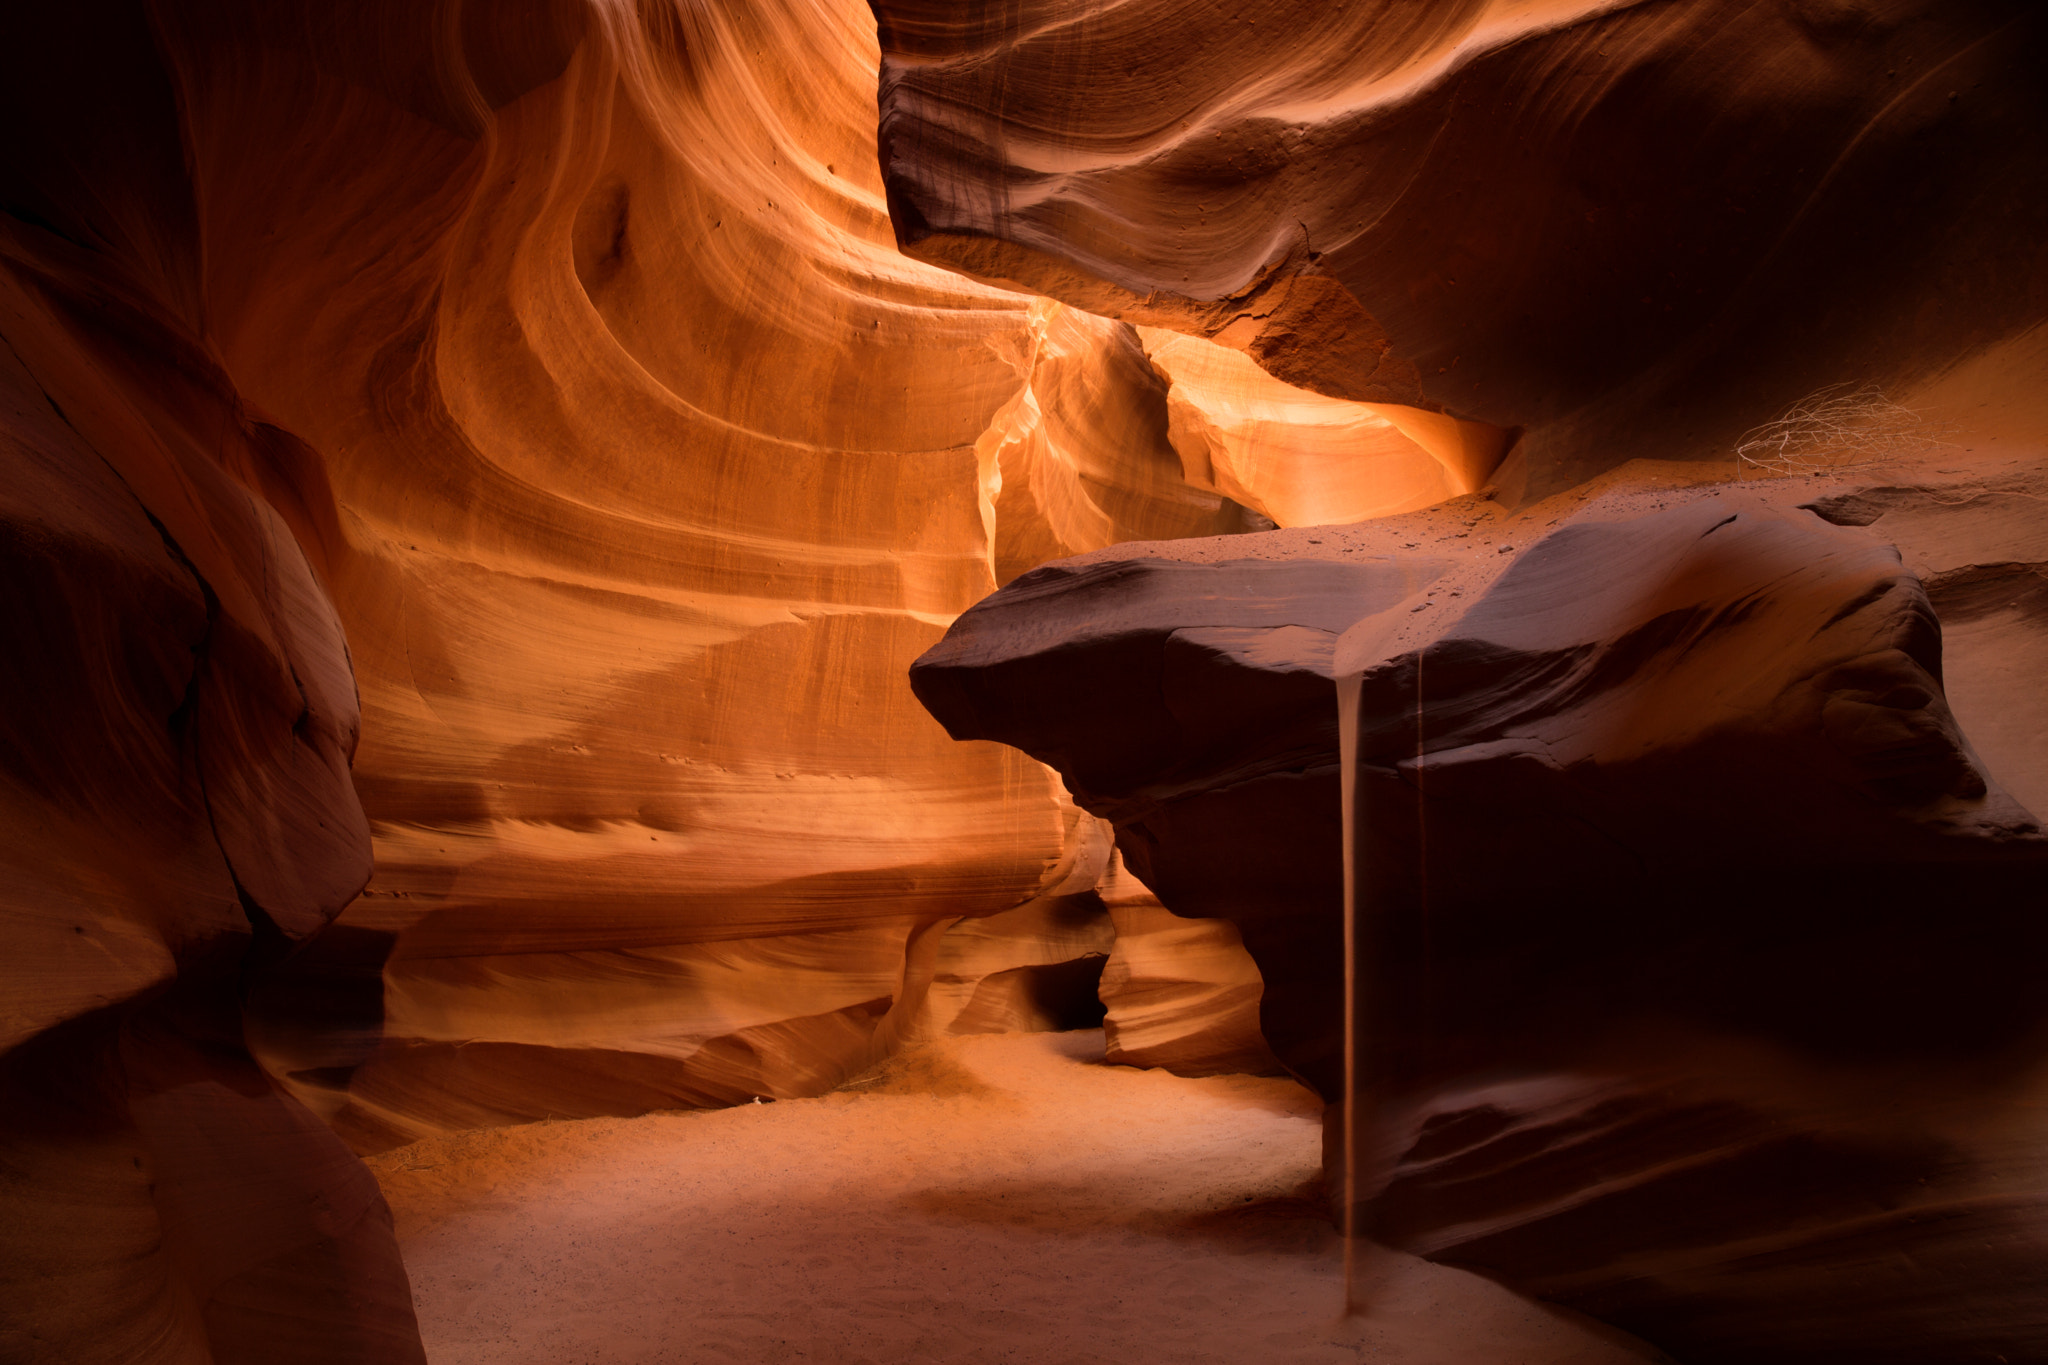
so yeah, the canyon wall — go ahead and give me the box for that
[0,1,1303,1358]
[0,7,417,1356]
[5,0,2047,1359]
[871,0,2048,495]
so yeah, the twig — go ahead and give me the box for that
[1734,382,1953,475]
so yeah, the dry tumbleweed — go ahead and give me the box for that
[1734,382,1952,475]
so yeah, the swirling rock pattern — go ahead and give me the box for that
[872,0,2048,495]
[0,0,1282,1358]
[6,0,2046,1358]
[168,0,1302,1149]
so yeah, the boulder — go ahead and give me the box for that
[911,491,2048,1362]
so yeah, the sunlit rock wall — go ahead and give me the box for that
[16,0,2042,1359]
[0,0,1296,1358]
[144,0,1288,1146]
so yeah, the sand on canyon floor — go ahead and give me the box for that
[369,1030,1671,1364]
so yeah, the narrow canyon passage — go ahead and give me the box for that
[5,1,2047,1360]
[372,1031,1665,1365]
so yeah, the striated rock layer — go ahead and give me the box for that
[0,0,1286,1359]
[179,0,1296,1147]
[872,0,2048,496]
[885,7,2048,1347]
[6,0,2045,1359]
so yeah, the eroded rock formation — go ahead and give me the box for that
[0,29,416,1348]
[1142,327,1489,527]
[179,0,1308,1148]
[1335,497,2048,1364]
[5,0,2047,1359]
[872,0,2048,495]
[913,548,1448,1091]
[911,483,2048,1362]
[887,11,2048,1347]
[0,0,1281,1358]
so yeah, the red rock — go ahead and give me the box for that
[911,490,2048,1360]
[4,0,2046,1357]
[871,0,2048,496]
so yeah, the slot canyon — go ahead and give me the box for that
[2,1,2045,1361]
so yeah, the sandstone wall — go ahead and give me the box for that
[0,1,1299,1358]
[9,1,2045,1359]
[872,0,2048,496]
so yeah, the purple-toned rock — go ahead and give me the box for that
[912,493,2048,1363]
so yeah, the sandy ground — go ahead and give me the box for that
[370,1031,1670,1364]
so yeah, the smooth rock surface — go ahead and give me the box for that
[911,456,2048,1362]
[872,0,2048,496]
[372,1029,1674,1365]
[1,8,402,1347]
[2,3,1332,1355]
[6,0,2047,1358]
[0,2,1253,1358]
[914,550,1451,1091]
